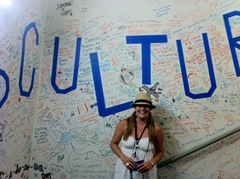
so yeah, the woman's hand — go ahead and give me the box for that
[137,161,154,173]
[122,156,135,170]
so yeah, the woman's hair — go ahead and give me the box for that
[123,112,157,144]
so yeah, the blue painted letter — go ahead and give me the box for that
[51,37,81,94]
[19,22,39,97]
[126,35,168,84]
[223,11,240,76]
[0,69,9,108]
[177,33,216,99]
[90,52,133,117]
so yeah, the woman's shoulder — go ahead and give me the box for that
[154,123,164,133]
[118,118,128,126]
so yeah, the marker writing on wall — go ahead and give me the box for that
[0,11,240,117]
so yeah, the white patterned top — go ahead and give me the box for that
[114,136,157,179]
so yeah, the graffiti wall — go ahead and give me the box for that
[159,130,240,178]
[0,0,240,178]
[0,0,44,178]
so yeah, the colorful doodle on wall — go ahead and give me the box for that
[0,0,240,178]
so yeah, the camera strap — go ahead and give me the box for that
[131,118,150,179]
[135,121,148,146]
[132,118,149,158]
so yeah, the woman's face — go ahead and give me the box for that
[134,105,151,120]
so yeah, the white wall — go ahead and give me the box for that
[0,0,240,178]
[0,0,44,178]
[159,131,240,178]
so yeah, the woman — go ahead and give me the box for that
[110,92,164,179]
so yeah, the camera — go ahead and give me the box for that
[132,160,144,171]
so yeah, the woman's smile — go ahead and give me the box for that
[135,105,151,119]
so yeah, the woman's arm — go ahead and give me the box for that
[150,124,164,166]
[110,119,135,168]
[137,123,164,173]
